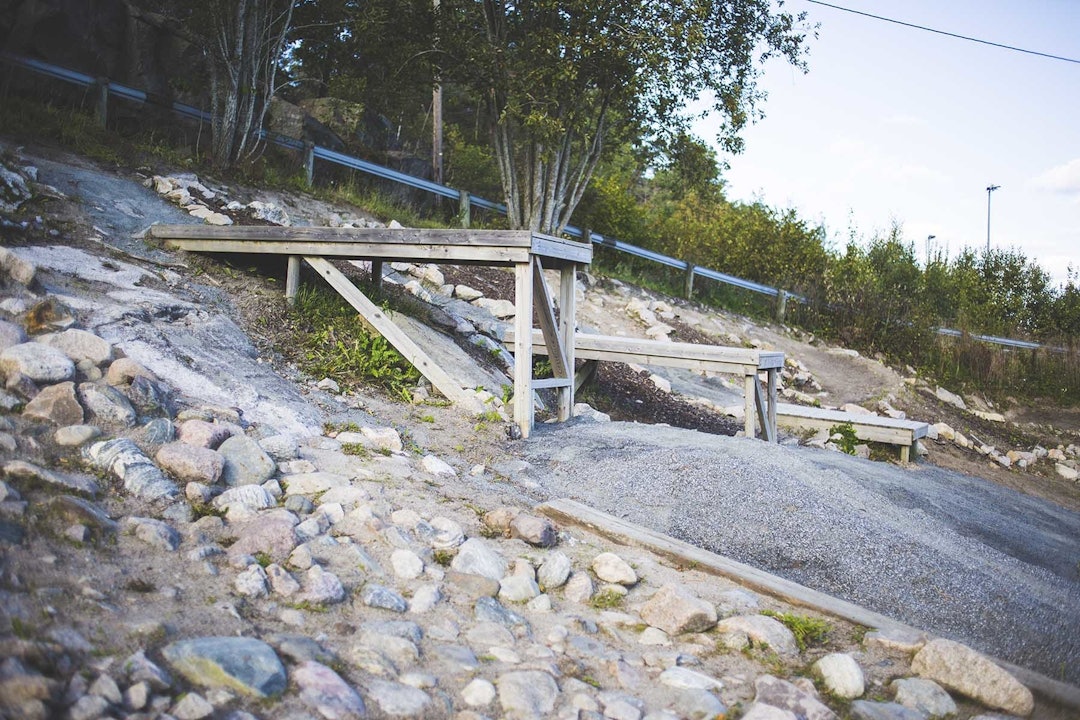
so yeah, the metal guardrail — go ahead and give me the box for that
[2,51,1056,353]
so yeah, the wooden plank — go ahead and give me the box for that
[535,497,1080,714]
[513,262,534,439]
[162,238,527,265]
[505,329,781,371]
[302,257,483,414]
[530,235,593,265]
[775,410,916,447]
[152,224,536,247]
[532,258,570,380]
[558,264,577,421]
[533,377,573,389]
[776,404,929,436]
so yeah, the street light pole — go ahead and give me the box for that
[986,184,1000,252]
[926,235,936,267]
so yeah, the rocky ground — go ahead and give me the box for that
[0,142,1077,720]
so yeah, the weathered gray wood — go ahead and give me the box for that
[558,264,577,421]
[530,235,593,266]
[514,262,534,439]
[534,497,1080,713]
[533,377,573,389]
[285,256,300,305]
[303,141,315,187]
[370,260,383,292]
[775,403,929,450]
[744,374,756,438]
[160,237,527,265]
[507,330,783,370]
[574,359,598,393]
[683,263,695,300]
[152,224,537,246]
[303,257,483,413]
[532,258,569,381]
[505,329,780,441]
[93,77,109,128]
[458,189,470,228]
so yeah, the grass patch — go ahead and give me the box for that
[761,610,830,651]
[341,442,371,458]
[293,284,421,399]
[124,579,157,593]
[590,588,626,609]
[828,422,859,456]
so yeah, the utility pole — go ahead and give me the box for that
[986,184,1000,253]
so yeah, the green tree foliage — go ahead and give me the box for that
[439,0,812,234]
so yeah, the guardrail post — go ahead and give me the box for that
[776,289,788,323]
[459,189,470,228]
[303,142,315,187]
[286,256,300,305]
[93,77,109,128]
[583,228,592,246]
[683,263,695,300]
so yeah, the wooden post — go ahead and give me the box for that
[776,289,788,323]
[683,263,696,300]
[285,256,300,305]
[303,142,315,188]
[558,263,577,421]
[743,374,756,438]
[513,261,534,438]
[459,189,470,229]
[767,368,778,443]
[370,260,383,292]
[93,77,109,128]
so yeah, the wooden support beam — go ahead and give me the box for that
[744,374,757,438]
[533,377,573,389]
[370,260,383,292]
[558,264,577,421]
[303,257,482,413]
[532,257,569,381]
[574,360,598,393]
[767,369,778,443]
[514,261,534,438]
[285,256,300,305]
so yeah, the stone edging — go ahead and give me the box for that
[537,497,1080,712]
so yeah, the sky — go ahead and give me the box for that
[691,0,1080,289]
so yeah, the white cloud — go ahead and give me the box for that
[1031,158,1080,195]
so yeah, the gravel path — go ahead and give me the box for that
[519,419,1080,685]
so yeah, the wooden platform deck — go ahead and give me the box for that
[506,329,783,441]
[775,403,929,462]
[148,225,592,438]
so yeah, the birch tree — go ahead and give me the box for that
[441,0,812,235]
[191,0,296,168]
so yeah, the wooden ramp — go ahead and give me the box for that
[506,329,783,442]
[776,403,929,462]
[148,225,592,438]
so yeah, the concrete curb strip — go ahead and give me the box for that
[537,497,1080,712]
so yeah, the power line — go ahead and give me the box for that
[805,0,1080,65]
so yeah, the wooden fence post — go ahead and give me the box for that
[93,77,109,128]
[776,289,788,323]
[459,189,470,228]
[683,263,696,300]
[286,256,300,305]
[303,142,315,188]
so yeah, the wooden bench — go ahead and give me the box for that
[506,329,783,441]
[148,225,592,439]
[775,403,929,462]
